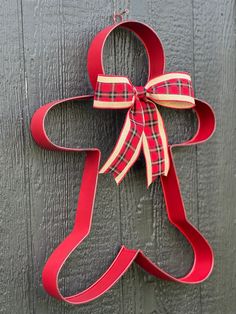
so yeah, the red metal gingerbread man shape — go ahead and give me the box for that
[30,20,216,304]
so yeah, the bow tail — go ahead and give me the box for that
[142,101,170,187]
[99,100,144,184]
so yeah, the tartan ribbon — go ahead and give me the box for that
[94,73,195,186]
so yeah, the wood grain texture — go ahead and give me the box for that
[0,1,32,313]
[0,0,235,313]
[193,1,236,314]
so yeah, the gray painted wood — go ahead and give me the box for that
[0,0,235,313]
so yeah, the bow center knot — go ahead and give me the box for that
[134,86,146,100]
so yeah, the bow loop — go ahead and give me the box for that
[145,72,195,108]
[94,75,134,109]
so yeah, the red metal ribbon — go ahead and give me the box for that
[30,20,216,305]
[94,73,195,186]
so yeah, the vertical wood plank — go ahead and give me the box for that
[21,1,70,313]
[193,1,236,313]
[0,0,32,313]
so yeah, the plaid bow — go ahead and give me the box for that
[94,73,195,186]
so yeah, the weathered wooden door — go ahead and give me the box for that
[0,1,235,313]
